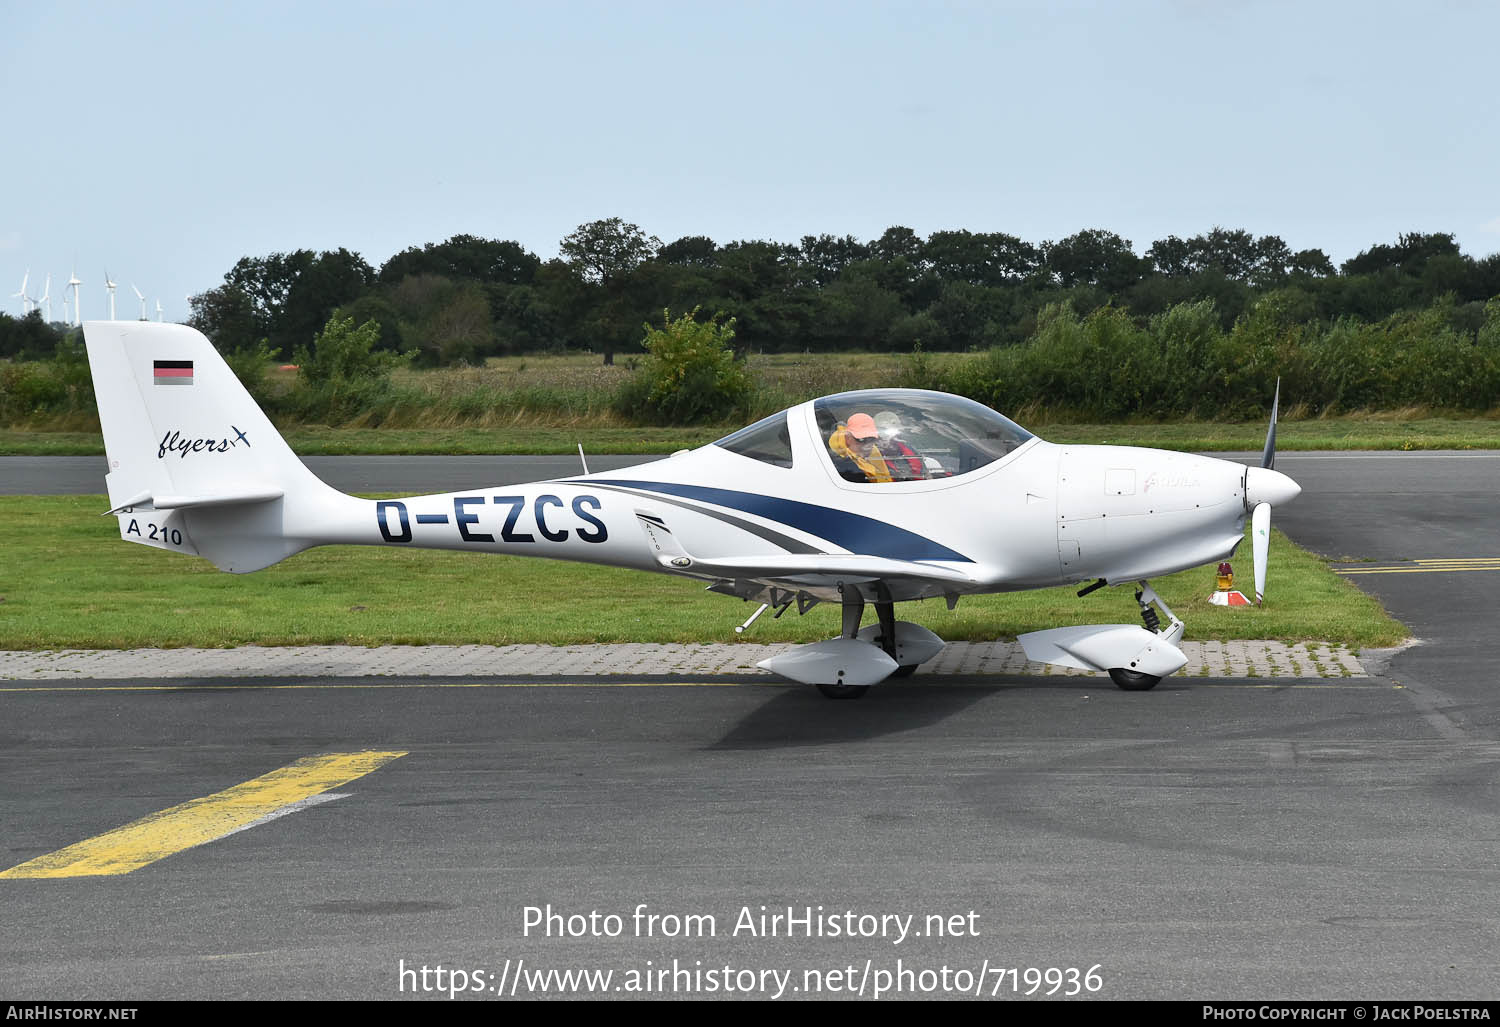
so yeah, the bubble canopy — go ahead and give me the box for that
[813,389,1035,483]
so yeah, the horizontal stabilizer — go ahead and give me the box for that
[105,487,284,516]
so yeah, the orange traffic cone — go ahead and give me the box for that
[1210,561,1251,607]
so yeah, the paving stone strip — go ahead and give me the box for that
[0,641,1366,680]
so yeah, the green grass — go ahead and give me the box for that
[1039,416,1500,452]
[0,496,1406,650]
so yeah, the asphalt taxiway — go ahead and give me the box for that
[2,450,1498,1000]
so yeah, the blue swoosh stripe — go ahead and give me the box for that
[605,480,973,563]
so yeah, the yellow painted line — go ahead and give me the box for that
[0,674,1366,692]
[1335,557,1500,575]
[0,750,406,879]
[0,681,766,693]
[1339,561,1499,567]
[0,680,1379,698]
[1337,566,1500,575]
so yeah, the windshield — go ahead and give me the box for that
[813,390,1033,484]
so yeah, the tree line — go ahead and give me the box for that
[2,221,1498,365]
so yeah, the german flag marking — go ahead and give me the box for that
[152,359,193,385]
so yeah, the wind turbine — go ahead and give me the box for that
[104,270,118,320]
[12,269,30,315]
[67,270,82,326]
[132,283,147,320]
[39,274,51,323]
[154,298,163,322]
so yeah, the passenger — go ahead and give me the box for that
[828,412,892,483]
[874,412,927,481]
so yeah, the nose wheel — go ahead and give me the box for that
[1108,667,1161,691]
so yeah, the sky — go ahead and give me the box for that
[3,0,1497,324]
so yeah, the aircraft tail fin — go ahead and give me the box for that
[82,321,352,572]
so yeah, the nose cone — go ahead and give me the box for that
[1245,466,1301,507]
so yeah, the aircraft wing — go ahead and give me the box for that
[635,512,979,590]
[666,552,977,586]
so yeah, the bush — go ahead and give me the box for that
[896,343,946,391]
[616,309,750,424]
[0,336,95,423]
[929,295,1500,421]
[289,316,411,424]
[0,361,68,419]
[49,336,95,414]
[1480,298,1500,352]
[219,338,283,411]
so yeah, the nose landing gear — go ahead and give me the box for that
[1018,580,1189,689]
[1107,583,1185,691]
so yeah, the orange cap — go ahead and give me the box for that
[846,413,878,439]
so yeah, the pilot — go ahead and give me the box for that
[828,412,892,483]
[874,411,927,481]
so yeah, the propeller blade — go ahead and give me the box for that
[1252,502,1271,605]
[1261,378,1281,470]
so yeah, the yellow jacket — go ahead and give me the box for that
[828,425,892,483]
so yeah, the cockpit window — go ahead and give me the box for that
[814,390,1033,484]
[713,411,794,468]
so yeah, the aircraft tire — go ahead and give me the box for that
[816,682,871,700]
[1108,668,1162,691]
[891,664,919,678]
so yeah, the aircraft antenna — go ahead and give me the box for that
[735,603,770,634]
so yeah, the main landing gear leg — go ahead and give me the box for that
[818,590,872,700]
[873,591,920,678]
[874,599,897,658]
[841,591,865,641]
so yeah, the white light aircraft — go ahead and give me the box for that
[82,321,1300,698]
